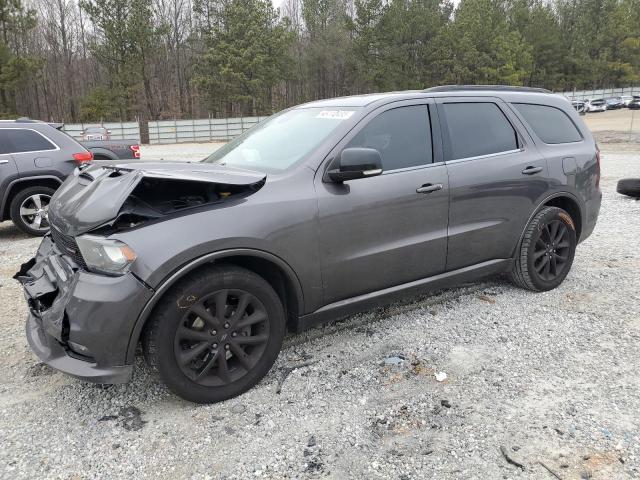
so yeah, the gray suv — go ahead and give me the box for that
[16,86,601,403]
[1,120,93,235]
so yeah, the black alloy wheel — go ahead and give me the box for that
[174,289,270,386]
[143,264,285,403]
[510,206,577,291]
[532,219,572,281]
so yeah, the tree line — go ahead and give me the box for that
[0,0,638,122]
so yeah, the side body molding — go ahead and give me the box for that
[125,248,305,363]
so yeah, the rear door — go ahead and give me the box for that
[315,99,450,304]
[4,127,59,175]
[436,97,553,270]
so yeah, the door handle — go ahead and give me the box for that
[522,166,543,175]
[416,183,443,194]
[0,160,8,165]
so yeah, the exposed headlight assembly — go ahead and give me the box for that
[76,235,137,275]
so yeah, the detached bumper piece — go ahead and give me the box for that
[15,236,151,384]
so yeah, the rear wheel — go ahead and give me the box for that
[142,264,285,403]
[510,206,577,291]
[9,186,55,236]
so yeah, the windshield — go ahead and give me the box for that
[203,107,360,173]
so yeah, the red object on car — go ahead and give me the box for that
[73,151,94,163]
[130,145,141,159]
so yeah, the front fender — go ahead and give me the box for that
[124,248,304,364]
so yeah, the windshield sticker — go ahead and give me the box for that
[316,110,355,120]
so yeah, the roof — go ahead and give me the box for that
[0,117,42,123]
[296,86,565,109]
[296,91,421,108]
[0,119,64,130]
[424,85,551,94]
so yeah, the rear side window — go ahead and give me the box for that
[0,128,57,154]
[513,103,582,144]
[346,105,433,170]
[440,103,518,160]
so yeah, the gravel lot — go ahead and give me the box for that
[1,130,639,479]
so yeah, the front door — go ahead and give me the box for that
[315,101,450,304]
[436,97,553,270]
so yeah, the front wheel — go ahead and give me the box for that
[510,206,577,291]
[142,264,285,403]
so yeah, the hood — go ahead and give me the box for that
[48,161,266,236]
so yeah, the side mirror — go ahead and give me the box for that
[327,148,383,183]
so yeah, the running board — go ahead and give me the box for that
[296,258,513,332]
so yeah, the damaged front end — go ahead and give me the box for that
[14,236,152,383]
[48,161,267,236]
[16,160,264,383]
[14,238,77,348]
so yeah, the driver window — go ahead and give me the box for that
[346,105,433,170]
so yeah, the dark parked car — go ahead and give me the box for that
[0,120,93,235]
[81,139,141,160]
[80,126,111,141]
[605,97,624,110]
[628,96,640,109]
[16,86,602,403]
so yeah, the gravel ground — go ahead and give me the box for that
[140,142,223,161]
[1,143,639,480]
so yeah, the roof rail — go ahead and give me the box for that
[424,85,552,94]
[14,117,39,123]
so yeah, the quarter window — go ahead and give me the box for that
[0,129,57,154]
[513,103,582,144]
[0,131,12,154]
[346,105,433,170]
[441,103,519,160]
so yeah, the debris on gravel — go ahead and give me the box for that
[0,148,639,479]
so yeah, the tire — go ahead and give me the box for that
[9,186,56,236]
[617,178,640,198]
[142,264,285,403]
[509,206,577,292]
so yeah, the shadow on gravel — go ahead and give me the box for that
[284,275,507,349]
[35,276,509,414]
[0,221,30,241]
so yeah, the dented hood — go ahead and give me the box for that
[48,161,266,236]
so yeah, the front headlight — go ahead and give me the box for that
[76,235,137,275]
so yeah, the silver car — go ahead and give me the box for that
[0,120,93,235]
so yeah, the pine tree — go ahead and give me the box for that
[194,0,293,116]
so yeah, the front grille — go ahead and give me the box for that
[50,227,87,269]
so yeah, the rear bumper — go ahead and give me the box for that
[580,190,602,243]
[16,236,153,384]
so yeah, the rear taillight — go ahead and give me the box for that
[595,144,601,189]
[130,145,141,159]
[73,151,93,163]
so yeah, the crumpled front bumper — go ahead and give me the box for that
[15,236,153,384]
